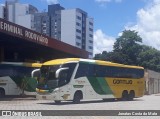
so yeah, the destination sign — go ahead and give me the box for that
[0,19,48,46]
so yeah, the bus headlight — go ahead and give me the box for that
[53,88,59,93]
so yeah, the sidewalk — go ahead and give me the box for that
[0,95,36,101]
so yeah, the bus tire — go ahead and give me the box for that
[103,98,115,102]
[122,90,128,101]
[128,90,135,101]
[55,100,61,104]
[0,88,5,98]
[73,91,83,104]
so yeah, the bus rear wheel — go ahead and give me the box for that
[128,91,135,101]
[0,89,5,98]
[122,90,128,101]
[73,91,83,104]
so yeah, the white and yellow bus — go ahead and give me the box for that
[35,58,145,103]
[0,62,42,97]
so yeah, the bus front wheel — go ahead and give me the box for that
[73,91,83,104]
[55,100,61,104]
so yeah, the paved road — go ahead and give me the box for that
[0,94,160,119]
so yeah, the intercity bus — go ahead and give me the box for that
[0,62,42,97]
[35,58,145,103]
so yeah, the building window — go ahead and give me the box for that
[76,42,81,46]
[43,20,46,23]
[89,28,93,32]
[77,16,81,20]
[76,36,81,40]
[26,11,29,14]
[89,34,93,38]
[58,31,61,34]
[89,52,93,56]
[89,46,93,49]
[89,22,93,26]
[76,29,81,33]
[89,40,93,43]
[76,22,81,26]
[42,27,46,30]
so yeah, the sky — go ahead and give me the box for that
[1,0,160,56]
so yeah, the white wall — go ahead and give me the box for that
[15,3,29,23]
[0,5,4,19]
[18,14,33,29]
[8,3,28,23]
[86,17,94,58]
[145,70,160,94]
[7,3,33,29]
[75,10,82,49]
[61,9,76,47]
[61,9,94,57]
[8,4,14,22]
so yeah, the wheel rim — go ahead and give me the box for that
[73,93,80,103]
[122,91,128,101]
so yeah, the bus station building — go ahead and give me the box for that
[145,69,160,95]
[0,18,89,62]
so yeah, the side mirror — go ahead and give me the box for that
[31,69,40,78]
[55,67,69,78]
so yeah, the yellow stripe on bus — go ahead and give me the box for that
[105,77,145,98]
[43,58,80,65]
[36,88,48,93]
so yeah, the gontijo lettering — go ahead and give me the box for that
[113,79,132,84]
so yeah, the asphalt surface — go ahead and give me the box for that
[0,94,160,119]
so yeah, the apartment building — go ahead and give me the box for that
[5,0,38,29]
[61,8,93,58]
[1,1,93,58]
[0,4,4,19]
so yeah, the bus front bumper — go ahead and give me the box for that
[36,93,59,100]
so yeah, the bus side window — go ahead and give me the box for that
[75,63,89,79]
[62,63,76,82]
[0,65,14,77]
[93,65,100,77]
[58,70,68,86]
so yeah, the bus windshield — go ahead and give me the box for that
[37,63,76,90]
[37,65,60,90]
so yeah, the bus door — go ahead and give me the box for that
[56,67,72,100]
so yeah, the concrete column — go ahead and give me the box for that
[0,47,4,62]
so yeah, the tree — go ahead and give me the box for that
[106,51,129,64]
[138,45,160,71]
[113,30,142,65]
[94,51,108,60]
[94,30,160,72]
